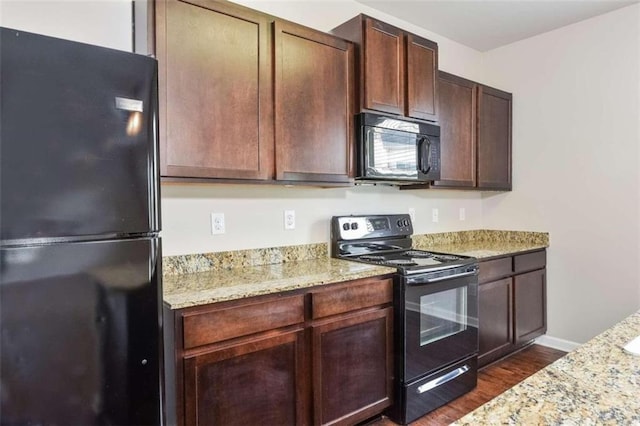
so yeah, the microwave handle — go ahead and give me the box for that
[417,136,432,174]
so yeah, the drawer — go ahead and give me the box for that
[514,250,546,273]
[478,257,513,283]
[182,295,305,349]
[311,277,393,319]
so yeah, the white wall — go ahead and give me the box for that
[3,0,639,344]
[0,0,132,51]
[481,4,640,343]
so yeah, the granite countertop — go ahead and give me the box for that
[413,230,549,260]
[162,229,549,310]
[163,257,394,309]
[453,310,640,425]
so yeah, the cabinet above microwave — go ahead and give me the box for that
[332,15,439,123]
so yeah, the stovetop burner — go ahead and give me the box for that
[331,214,477,275]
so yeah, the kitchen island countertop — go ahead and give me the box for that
[452,310,640,425]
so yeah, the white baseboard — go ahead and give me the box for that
[535,335,581,352]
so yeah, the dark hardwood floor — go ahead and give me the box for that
[371,344,567,426]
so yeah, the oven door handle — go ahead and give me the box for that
[406,269,478,285]
[417,365,470,394]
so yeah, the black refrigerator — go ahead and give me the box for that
[0,28,163,425]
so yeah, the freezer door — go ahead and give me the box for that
[0,238,163,425]
[0,27,160,241]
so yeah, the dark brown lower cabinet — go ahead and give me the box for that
[514,269,547,344]
[312,308,393,425]
[183,330,306,426]
[478,278,512,365]
[478,250,547,367]
[165,275,394,426]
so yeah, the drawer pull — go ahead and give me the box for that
[417,365,470,394]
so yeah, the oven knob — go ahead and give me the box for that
[342,223,350,231]
[351,222,358,230]
[397,219,403,227]
[403,219,410,227]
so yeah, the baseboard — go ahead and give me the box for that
[535,335,581,352]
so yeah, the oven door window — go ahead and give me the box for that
[419,286,467,346]
[364,127,419,179]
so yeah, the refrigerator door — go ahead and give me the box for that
[0,237,163,425]
[0,27,160,242]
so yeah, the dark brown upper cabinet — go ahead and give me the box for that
[274,21,354,184]
[155,0,274,180]
[477,85,512,190]
[332,15,438,122]
[153,0,354,185]
[433,71,512,191]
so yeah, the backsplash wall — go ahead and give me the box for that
[161,183,483,256]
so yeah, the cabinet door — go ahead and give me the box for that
[156,0,273,179]
[433,72,477,188]
[183,330,306,426]
[478,278,513,367]
[514,269,547,344]
[477,85,512,190]
[312,308,393,425]
[405,34,438,121]
[363,18,405,115]
[274,21,354,183]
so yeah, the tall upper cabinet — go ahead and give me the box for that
[332,15,438,122]
[155,0,273,180]
[433,71,512,190]
[149,0,354,184]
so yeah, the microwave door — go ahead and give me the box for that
[363,127,418,180]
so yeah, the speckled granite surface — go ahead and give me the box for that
[453,311,640,425]
[163,243,327,275]
[162,230,549,309]
[413,230,549,259]
[163,258,394,309]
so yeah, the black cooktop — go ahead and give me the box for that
[331,214,476,275]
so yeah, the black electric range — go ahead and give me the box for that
[331,214,479,425]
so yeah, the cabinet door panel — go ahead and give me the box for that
[478,278,513,367]
[477,85,512,190]
[312,308,393,425]
[514,269,547,343]
[274,22,353,183]
[184,330,305,426]
[406,34,438,121]
[433,72,477,188]
[363,19,404,115]
[158,0,273,179]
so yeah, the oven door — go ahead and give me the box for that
[401,269,478,383]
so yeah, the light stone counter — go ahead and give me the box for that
[162,230,549,310]
[163,257,394,309]
[452,311,640,425]
[414,230,549,259]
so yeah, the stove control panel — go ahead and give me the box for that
[332,214,413,240]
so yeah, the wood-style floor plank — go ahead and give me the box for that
[369,344,567,426]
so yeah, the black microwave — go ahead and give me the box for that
[356,112,440,184]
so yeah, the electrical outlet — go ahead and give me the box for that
[408,208,416,223]
[211,212,225,235]
[431,208,439,223]
[284,210,295,230]
[459,207,466,221]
